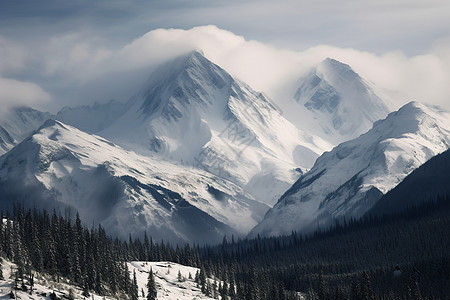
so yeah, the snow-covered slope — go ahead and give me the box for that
[368,148,450,217]
[250,101,450,237]
[61,51,331,206]
[129,261,215,300]
[0,107,53,156]
[0,120,268,244]
[0,258,111,300]
[0,259,213,299]
[289,58,392,144]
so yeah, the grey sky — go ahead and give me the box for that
[0,0,449,112]
[1,0,449,54]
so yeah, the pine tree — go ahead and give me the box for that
[195,270,199,285]
[130,269,139,300]
[0,214,3,256]
[220,280,228,299]
[146,268,157,300]
[229,280,236,300]
[43,228,57,280]
[4,219,13,260]
[68,288,75,300]
[206,279,212,297]
[31,225,43,272]
[212,278,218,299]
[82,279,90,298]
[0,258,3,280]
[199,266,207,293]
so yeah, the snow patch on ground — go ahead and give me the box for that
[128,261,214,300]
[0,258,213,300]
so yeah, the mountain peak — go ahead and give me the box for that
[250,101,450,237]
[138,49,231,118]
[317,58,359,82]
[396,100,439,115]
[370,101,449,139]
[292,57,391,143]
[38,118,59,129]
[321,57,354,71]
[92,51,330,206]
[179,49,211,72]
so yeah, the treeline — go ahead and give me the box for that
[199,194,450,299]
[1,195,450,299]
[0,205,298,299]
[0,207,200,298]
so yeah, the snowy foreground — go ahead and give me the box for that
[0,259,213,299]
[128,261,214,300]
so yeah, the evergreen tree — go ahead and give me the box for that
[43,228,58,280]
[4,219,13,260]
[199,266,207,293]
[229,280,236,300]
[212,277,218,299]
[194,270,199,285]
[205,279,212,297]
[68,288,75,300]
[82,279,90,298]
[146,268,157,300]
[178,269,183,282]
[220,281,228,300]
[31,226,43,272]
[130,269,139,300]
[0,258,3,280]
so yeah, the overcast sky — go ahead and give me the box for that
[1,0,449,113]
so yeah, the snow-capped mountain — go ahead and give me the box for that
[0,119,269,244]
[59,51,331,206]
[0,106,53,156]
[250,101,450,237]
[288,58,393,144]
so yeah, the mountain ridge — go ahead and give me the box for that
[58,50,332,206]
[250,101,450,237]
[0,119,269,244]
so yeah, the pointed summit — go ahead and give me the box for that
[292,58,392,144]
[139,50,232,119]
[92,51,331,206]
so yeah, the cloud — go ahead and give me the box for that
[111,26,450,110]
[0,37,51,114]
[0,77,51,114]
[3,25,450,113]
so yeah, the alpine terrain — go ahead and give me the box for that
[0,107,53,156]
[288,58,393,144]
[250,101,450,237]
[368,147,450,217]
[57,51,332,206]
[0,119,268,244]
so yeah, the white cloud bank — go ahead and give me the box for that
[0,37,51,115]
[0,78,51,111]
[2,25,450,112]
